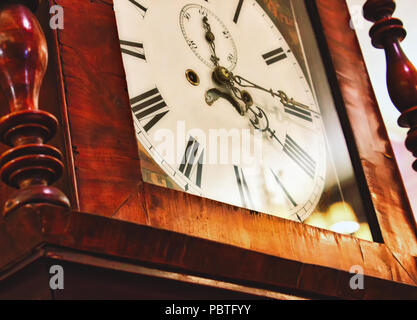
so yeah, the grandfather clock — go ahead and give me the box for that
[0,0,416,299]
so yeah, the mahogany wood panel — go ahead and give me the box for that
[0,259,53,300]
[46,0,417,298]
[0,204,416,299]
[311,0,417,255]
[0,257,268,300]
[52,0,142,216]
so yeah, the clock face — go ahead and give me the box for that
[114,0,327,222]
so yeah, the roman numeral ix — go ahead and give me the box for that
[131,88,169,132]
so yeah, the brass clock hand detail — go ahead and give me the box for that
[202,16,220,67]
[207,67,286,146]
[200,18,252,114]
[205,87,284,147]
[205,88,244,115]
[211,66,253,115]
[231,74,321,116]
[201,18,250,116]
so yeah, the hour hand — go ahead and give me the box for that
[205,88,245,115]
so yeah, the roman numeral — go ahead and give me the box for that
[233,0,244,23]
[283,101,313,122]
[283,135,316,179]
[234,166,253,208]
[131,88,169,132]
[270,169,297,209]
[127,0,147,16]
[120,40,145,60]
[179,137,204,189]
[262,47,287,65]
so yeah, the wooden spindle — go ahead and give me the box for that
[363,0,417,171]
[0,1,70,215]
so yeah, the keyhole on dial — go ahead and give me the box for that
[185,69,200,86]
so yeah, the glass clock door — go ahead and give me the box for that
[113,0,377,241]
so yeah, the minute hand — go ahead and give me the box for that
[232,75,321,116]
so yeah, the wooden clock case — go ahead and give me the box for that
[0,0,416,299]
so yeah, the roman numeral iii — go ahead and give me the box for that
[131,88,169,132]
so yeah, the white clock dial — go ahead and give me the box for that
[114,0,327,221]
[180,4,238,71]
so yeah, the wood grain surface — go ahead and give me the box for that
[54,0,417,293]
[311,0,417,255]
[1,0,415,298]
[0,204,416,299]
[52,0,142,216]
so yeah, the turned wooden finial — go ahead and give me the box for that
[0,2,70,215]
[363,0,417,171]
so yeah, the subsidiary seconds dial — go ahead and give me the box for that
[180,4,238,70]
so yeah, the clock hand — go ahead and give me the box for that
[204,87,284,147]
[199,21,253,114]
[246,104,284,147]
[211,66,253,114]
[205,88,244,116]
[232,74,322,117]
[209,68,291,141]
[209,69,284,146]
[202,16,220,67]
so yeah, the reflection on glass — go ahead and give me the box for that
[124,0,377,243]
[306,203,372,241]
[304,211,327,229]
[327,203,360,234]
[356,223,373,241]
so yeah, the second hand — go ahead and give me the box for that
[202,16,220,67]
